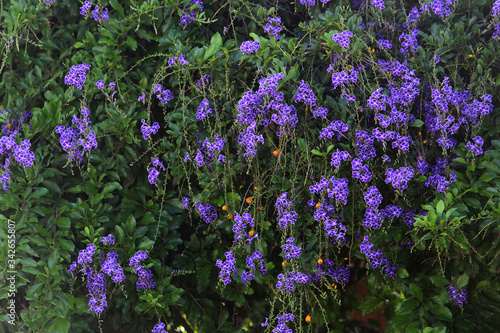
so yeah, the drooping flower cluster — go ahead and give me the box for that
[371,0,385,10]
[352,158,372,182]
[446,285,468,306]
[180,0,204,26]
[276,271,308,293]
[265,17,282,41]
[332,30,353,48]
[141,119,160,141]
[195,202,218,223]
[328,66,359,90]
[385,166,415,192]
[294,80,317,106]
[196,75,211,90]
[424,157,457,193]
[196,99,213,120]
[65,63,91,89]
[232,212,255,243]
[91,5,109,22]
[215,251,238,285]
[193,134,226,167]
[240,40,261,54]
[282,237,301,260]
[428,0,457,18]
[129,251,156,291]
[276,192,298,230]
[0,110,35,190]
[168,54,189,67]
[182,197,190,209]
[55,107,98,163]
[310,260,350,285]
[363,186,383,229]
[465,136,484,156]
[360,236,398,278]
[151,322,168,333]
[96,80,117,104]
[318,120,349,140]
[148,157,165,185]
[331,149,351,168]
[242,251,267,284]
[153,84,174,104]
[237,121,264,158]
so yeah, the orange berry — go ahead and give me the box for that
[418,131,422,136]
[282,260,286,267]
[246,197,252,204]
[315,202,321,209]
[254,186,258,190]
[258,206,262,210]
[273,149,280,156]
[248,230,255,237]
[423,140,427,144]
[468,54,473,58]
[222,205,228,211]
[317,258,324,265]
[305,315,311,322]
[227,213,234,219]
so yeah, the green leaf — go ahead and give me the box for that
[399,298,419,313]
[409,283,423,302]
[56,217,71,228]
[109,0,125,16]
[359,296,382,315]
[397,267,409,278]
[410,119,424,127]
[456,274,469,289]
[126,215,137,234]
[436,200,445,215]
[48,317,70,333]
[430,305,452,322]
[29,187,49,200]
[204,32,222,61]
[311,149,326,157]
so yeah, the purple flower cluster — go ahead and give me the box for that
[265,17,282,41]
[237,121,264,158]
[80,1,92,15]
[276,192,298,230]
[151,323,168,333]
[101,234,115,245]
[377,38,392,49]
[129,251,156,291]
[315,205,347,244]
[196,99,213,120]
[309,176,349,206]
[168,55,189,67]
[465,136,484,156]
[182,197,190,209]
[318,120,349,140]
[180,0,204,26]
[272,313,295,333]
[232,212,255,242]
[141,119,160,140]
[360,236,397,278]
[148,157,165,185]
[55,107,98,163]
[294,80,317,106]
[332,30,353,48]
[240,40,261,54]
[352,158,372,182]
[195,202,218,223]
[385,166,415,192]
[96,80,117,104]
[282,237,301,260]
[446,285,468,306]
[0,111,35,190]
[331,149,351,168]
[299,0,315,7]
[424,158,457,193]
[215,251,238,285]
[242,251,267,284]
[276,271,308,293]
[312,106,328,119]
[65,63,91,89]
[196,75,211,90]
[153,84,174,104]
[310,261,350,285]
[428,0,456,18]
[328,67,359,90]
[371,0,385,10]
[399,28,419,54]
[193,134,226,167]
[91,5,109,22]
[101,251,125,283]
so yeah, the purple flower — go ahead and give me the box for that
[371,0,385,9]
[101,234,115,245]
[465,136,484,156]
[151,322,168,333]
[447,285,468,306]
[141,119,160,140]
[182,197,190,209]
[80,1,91,15]
[332,30,353,48]
[377,39,392,49]
[195,202,218,223]
[129,251,155,291]
[299,0,315,6]
[240,41,261,54]
[196,99,213,120]
[65,63,91,89]
[215,251,238,285]
[282,237,302,260]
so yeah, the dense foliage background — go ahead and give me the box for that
[1,0,500,332]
